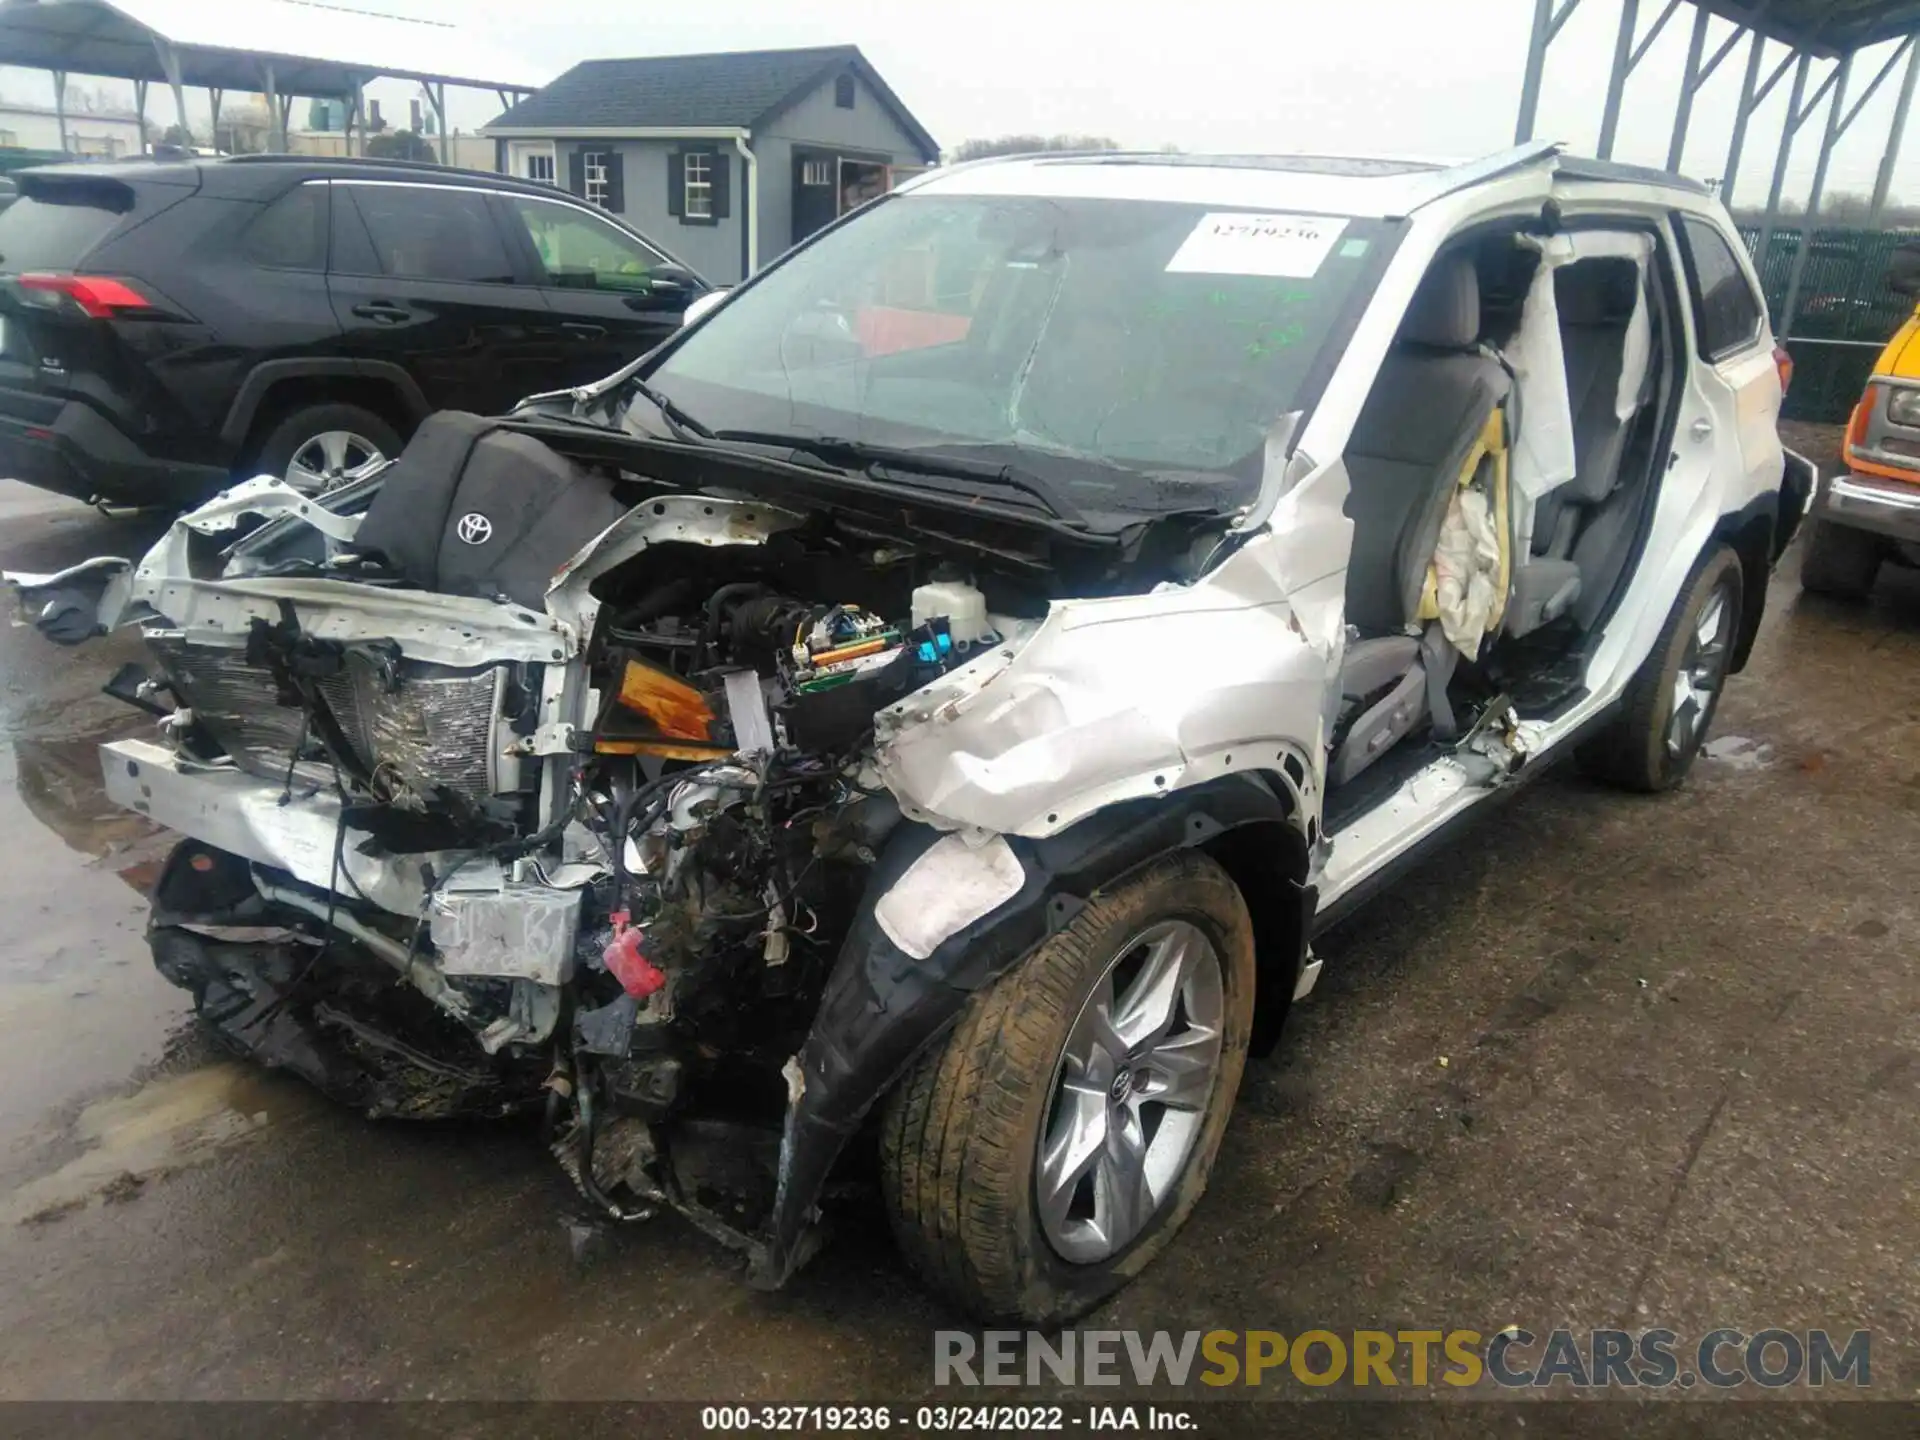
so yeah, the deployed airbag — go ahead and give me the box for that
[1418,410,1511,659]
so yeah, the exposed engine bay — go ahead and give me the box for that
[9,410,1294,1283]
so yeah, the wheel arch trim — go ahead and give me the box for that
[217,359,432,448]
[1713,491,1776,673]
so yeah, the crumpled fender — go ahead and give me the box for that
[745,770,1307,1290]
[873,486,1350,841]
[1,556,134,645]
[2,476,365,644]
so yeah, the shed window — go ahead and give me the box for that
[583,151,610,208]
[802,159,832,186]
[684,151,712,219]
[835,74,855,109]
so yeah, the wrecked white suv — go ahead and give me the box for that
[7,145,1813,1324]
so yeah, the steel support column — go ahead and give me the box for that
[1780,51,1854,338]
[1598,0,1640,157]
[1515,0,1584,142]
[1668,4,1713,169]
[133,78,148,152]
[1872,37,1920,218]
[51,69,68,154]
[261,62,280,152]
[1668,4,1756,174]
[1755,52,1812,290]
[1722,27,1768,206]
[152,37,189,144]
[208,88,223,154]
[428,81,449,164]
[1515,0,1554,142]
[1828,39,1920,343]
[1836,36,1914,137]
[1631,0,1686,67]
[1591,0,1685,158]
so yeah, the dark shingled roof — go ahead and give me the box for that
[487,44,938,161]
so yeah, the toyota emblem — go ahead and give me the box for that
[455,512,493,546]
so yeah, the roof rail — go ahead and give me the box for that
[1389,140,1562,216]
[901,142,1567,206]
[888,148,1119,195]
[220,154,520,186]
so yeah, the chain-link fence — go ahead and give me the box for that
[1737,224,1920,423]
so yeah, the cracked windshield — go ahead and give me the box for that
[642,194,1391,509]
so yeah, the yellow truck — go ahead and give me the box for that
[1805,244,1920,597]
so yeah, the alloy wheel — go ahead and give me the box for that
[1035,919,1225,1264]
[286,430,387,493]
[1667,580,1734,757]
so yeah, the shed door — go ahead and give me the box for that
[792,151,838,246]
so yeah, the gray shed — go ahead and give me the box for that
[484,45,939,284]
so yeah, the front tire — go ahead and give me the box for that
[1580,543,1743,793]
[1798,517,1882,600]
[879,851,1255,1324]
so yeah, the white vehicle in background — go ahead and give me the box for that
[8,143,1812,1323]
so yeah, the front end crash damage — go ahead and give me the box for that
[5,418,1330,1285]
[872,531,1342,839]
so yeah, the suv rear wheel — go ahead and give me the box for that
[879,851,1255,1324]
[1580,544,1743,792]
[253,402,402,494]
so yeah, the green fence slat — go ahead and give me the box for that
[1735,223,1920,422]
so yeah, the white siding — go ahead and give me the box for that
[0,104,142,157]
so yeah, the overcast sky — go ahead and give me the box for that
[6,0,1920,209]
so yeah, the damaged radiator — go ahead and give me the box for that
[148,635,508,806]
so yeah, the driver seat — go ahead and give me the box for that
[1329,256,1511,788]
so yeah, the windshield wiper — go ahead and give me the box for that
[628,379,714,441]
[708,430,1085,526]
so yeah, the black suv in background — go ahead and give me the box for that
[0,156,710,506]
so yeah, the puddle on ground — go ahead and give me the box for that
[0,719,197,1158]
[5,1064,275,1226]
[1700,734,1774,771]
[10,730,175,887]
[0,509,266,1225]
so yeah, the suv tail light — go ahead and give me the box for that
[1773,344,1794,396]
[16,272,160,319]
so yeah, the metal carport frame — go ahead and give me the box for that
[0,0,540,163]
[1514,0,1920,339]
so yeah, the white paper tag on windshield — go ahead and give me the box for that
[1165,213,1349,277]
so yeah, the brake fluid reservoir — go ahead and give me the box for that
[911,579,992,647]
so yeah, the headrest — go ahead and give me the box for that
[1398,257,1481,349]
[1556,261,1640,326]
